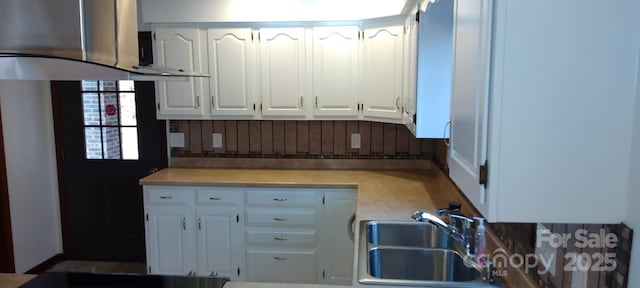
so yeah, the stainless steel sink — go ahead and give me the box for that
[358,220,500,287]
[367,221,454,248]
[368,247,480,281]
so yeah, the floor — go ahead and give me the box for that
[50,261,147,275]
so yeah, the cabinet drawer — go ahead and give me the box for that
[246,228,316,247]
[246,208,316,226]
[246,250,317,283]
[196,188,242,206]
[145,187,193,205]
[246,189,316,207]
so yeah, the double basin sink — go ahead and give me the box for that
[358,220,500,287]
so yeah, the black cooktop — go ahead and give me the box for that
[19,272,228,288]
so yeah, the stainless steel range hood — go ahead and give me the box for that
[0,0,204,80]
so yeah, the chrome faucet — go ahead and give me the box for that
[412,203,496,283]
[411,202,476,256]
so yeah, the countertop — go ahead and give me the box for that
[139,168,476,222]
[0,274,34,288]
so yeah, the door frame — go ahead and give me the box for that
[0,104,16,273]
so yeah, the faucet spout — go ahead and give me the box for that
[411,206,477,257]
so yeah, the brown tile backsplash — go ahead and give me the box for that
[170,120,435,159]
[490,222,633,288]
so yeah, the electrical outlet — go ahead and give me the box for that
[169,133,185,148]
[351,133,361,149]
[212,133,223,148]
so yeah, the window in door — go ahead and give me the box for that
[81,80,139,160]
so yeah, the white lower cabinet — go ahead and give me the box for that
[144,186,243,279]
[246,250,317,283]
[195,188,243,279]
[146,206,196,275]
[144,187,196,275]
[143,185,355,284]
[319,191,357,284]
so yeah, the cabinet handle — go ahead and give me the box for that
[210,271,218,277]
[160,196,173,200]
[273,198,287,202]
[198,218,201,231]
[196,96,200,108]
[274,256,288,261]
[300,95,304,108]
[315,96,318,108]
[273,237,288,241]
[444,120,452,147]
[273,217,287,221]
[211,96,215,108]
[182,217,186,230]
[187,271,195,276]
[209,197,222,201]
[395,96,400,110]
[347,213,356,242]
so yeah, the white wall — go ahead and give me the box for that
[0,81,63,273]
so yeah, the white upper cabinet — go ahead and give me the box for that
[402,15,419,135]
[449,0,640,223]
[258,28,307,117]
[154,28,207,118]
[312,26,359,117]
[448,0,491,219]
[360,24,404,120]
[207,28,257,117]
[414,0,453,138]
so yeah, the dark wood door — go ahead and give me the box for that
[52,80,166,261]
[0,106,15,272]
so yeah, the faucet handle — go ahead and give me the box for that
[448,214,475,237]
[448,214,474,228]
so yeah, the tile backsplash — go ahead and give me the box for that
[170,120,435,159]
[491,223,633,288]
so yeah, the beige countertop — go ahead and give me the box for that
[0,273,34,288]
[139,168,476,222]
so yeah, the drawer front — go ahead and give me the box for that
[245,208,316,226]
[246,189,316,207]
[246,228,316,247]
[246,250,317,283]
[145,186,193,205]
[196,188,242,206]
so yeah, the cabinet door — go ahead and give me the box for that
[312,26,359,117]
[207,28,256,117]
[154,28,206,118]
[361,25,404,120]
[448,0,492,213]
[259,28,307,117]
[415,0,454,138]
[197,209,242,280]
[402,16,419,135]
[146,206,196,275]
[319,191,356,285]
